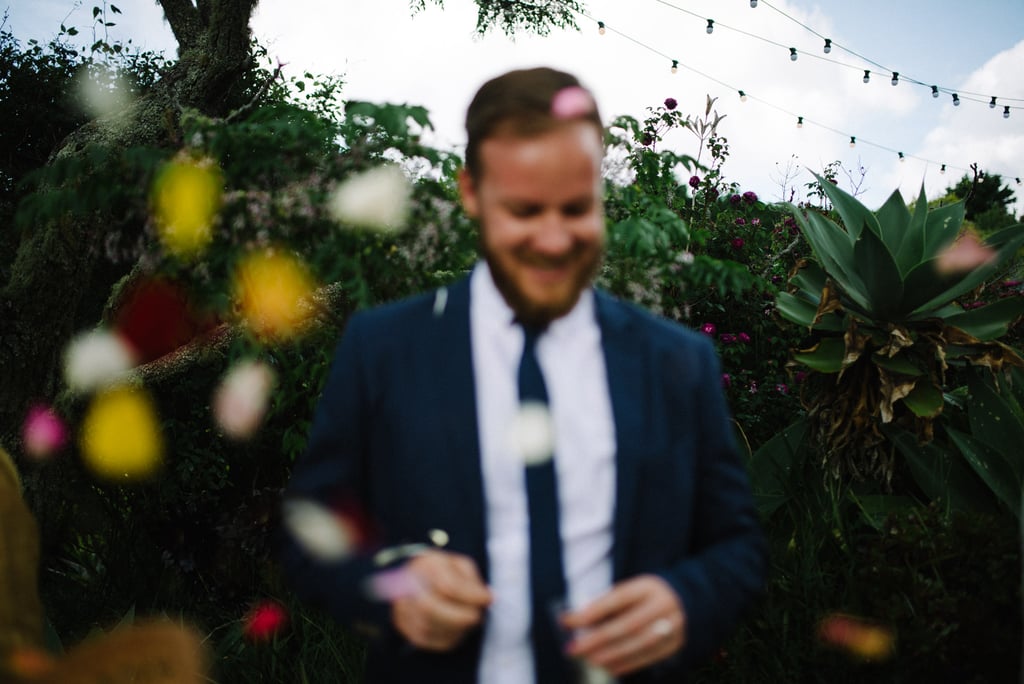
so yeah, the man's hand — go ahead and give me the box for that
[561,575,685,677]
[391,550,492,651]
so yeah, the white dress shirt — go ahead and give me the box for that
[471,262,617,684]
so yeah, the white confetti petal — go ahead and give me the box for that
[213,360,276,439]
[328,165,412,232]
[63,329,137,393]
[506,401,556,465]
[283,499,356,561]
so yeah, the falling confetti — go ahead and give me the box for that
[64,329,137,393]
[243,601,288,642]
[115,277,213,363]
[213,360,276,440]
[328,164,412,232]
[75,70,132,120]
[80,385,163,480]
[817,613,895,661]
[152,157,222,258]
[935,231,997,275]
[364,567,427,602]
[22,404,68,459]
[232,250,316,340]
[506,401,556,465]
[282,499,360,562]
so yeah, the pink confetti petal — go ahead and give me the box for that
[551,86,595,120]
[22,405,68,459]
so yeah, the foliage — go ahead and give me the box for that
[410,0,584,36]
[946,171,1019,231]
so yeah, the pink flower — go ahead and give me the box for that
[551,86,595,120]
[701,322,716,336]
[22,405,67,459]
[244,601,288,641]
[751,218,761,227]
[738,332,751,343]
[775,383,789,394]
[735,218,747,227]
[795,371,808,383]
[722,373,732,388]
[748,381,759,394]
[719,333,737,344]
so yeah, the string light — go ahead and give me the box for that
[739,90,748,102]
[849,136,856,148]
[789,47,798,61]
[898,152,905,162]
[1016,178,1022,185]
[597,20,605,35]
[671,59,678,74]
[750,0,758,7]
[940,164,947,174]
[863,70,870,84]
[823,38,832,54]
[706,19,714,34]
[931,85,939,98]
[952,93,960,106]
[1006,106,1012,119]
[990,96,997,108]
[797,116,804,128]
[891,72,899,86]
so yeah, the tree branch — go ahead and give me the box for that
[158,0,203,51]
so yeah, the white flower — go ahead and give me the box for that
[283,499,357,561]
[212,360,276,439]
[328,165,412,232]
[506,401,556,465]
[63,329,137,393]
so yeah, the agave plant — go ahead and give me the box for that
[777,175,1024,486]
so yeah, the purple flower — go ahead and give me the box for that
[743,191,758,204]
[701,322,716,336]
[722,373,732,388]
[642,133,655,146]
[689,175,701,189]
[719,333,737,345]
[775,383,789,395]
[729,194,742,206]
[771,275,783,285]
[748,381,759,394]
[751,217,761,227]
[734,217,747,227]
[738,332,751,343]
[731,237,745,249]
[707,187,720,201]
[664,97,678,110]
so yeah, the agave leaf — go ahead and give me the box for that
[811,171,882,242]
[853,222,904,319]
[786,206,872,310]
[900,258,960,315]
[967,371,1024,483]
[946,298,1024,341]
[902,380,944,417]
[776,291,818,328]
[748,417,809,518]
[893,185,930,276]
[947,427,1021,515]
[921,200,966,257]
[793,336,846,373]
[790,261,828,301]
[873,188,912,255]
[872,352,925,376]
[886,425,995,513]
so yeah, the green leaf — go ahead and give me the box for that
[789,260,828,300]
[902,381,943,417]
[793,336,845,373]
[947,427,1021,516]
[892,185,930,276]
[853,221,904,318]
[748,417,809,518]
[812,171,882,241]
[967,372,1024,483]
[873,188,911,254]
[849,492,916,531]
[775,292,817,328]
[887,426,995,514]
[872,352,924,376]
[786,206,871,310]
[946,298,1024,340]
[921,200,965,257]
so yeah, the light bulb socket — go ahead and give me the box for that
[750,0,758,7]
[940,164,946,174]
[797,116,804,128]
[671,59,679,73]
[898,152,905,162]
[597,20,605,34]
[849,136,856,148]
[952,93,960,106]
[823,38,832,54]
[990,96,997,108]
[738,90,747,102]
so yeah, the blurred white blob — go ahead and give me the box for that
[76,70,132,119]
[213,360,276,439]
[579,664,615,684]
[282,498,356,561]
[364,567,427,602]
[506,401,556,465]
[328,165,411,232]
[63,329,137,393]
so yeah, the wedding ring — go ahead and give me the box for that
[651,618,673,637]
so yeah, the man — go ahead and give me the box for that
[280,67,765,683]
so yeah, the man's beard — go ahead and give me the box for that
[482,241,602,328]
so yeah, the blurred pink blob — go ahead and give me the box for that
[243,601,288,641]
[936,232,996,275]
[365,567,427,602]
[551,86,595,120]
[213,360,276,439]
[818,613,895,661]
[22,405,67,459]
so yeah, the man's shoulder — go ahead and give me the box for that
[347,278,468,335]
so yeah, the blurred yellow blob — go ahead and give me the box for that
[817,613,895,661]
[233,250,316,340]
[152,157,222,258]
[80,386,163,480]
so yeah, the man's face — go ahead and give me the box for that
[459,121,605,327]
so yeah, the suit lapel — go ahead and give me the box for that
[594,292,647,581]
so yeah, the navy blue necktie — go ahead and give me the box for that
[518,324,571,683]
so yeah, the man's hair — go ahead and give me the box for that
[464,67,603,179]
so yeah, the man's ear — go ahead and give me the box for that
[457,168,479,219]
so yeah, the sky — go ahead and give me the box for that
[9,0,1024,215]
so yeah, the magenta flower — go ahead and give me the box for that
[642,133,654,146]
[664,97,678,110]
[22,405,67,459]
[244,601,288,641]
[735,217,747,227]
[701,322,716,336]
[729,194,742,206]
[738,332,751,343]
[731,237,745,249]
[751,217,761,227]
[748,381,759,394]
[794,370,808,383]
[707,187,720,201]
[722,373,732,388]
[689,175,701,188]
[743,191,758,204]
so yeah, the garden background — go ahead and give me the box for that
[1,1,1022,682]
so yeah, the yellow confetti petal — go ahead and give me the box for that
[152,157,222,258]
[233,250,316,340]
[80,386,163,480]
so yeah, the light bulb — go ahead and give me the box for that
[891,72,899,86]
[750,0,758,7]
[863,70,870,84]
[952,93,960,106]
[990,96,997,108]
[931,85,939,98]
[738,90,747,102]
[1005,106,1011,119]
[796,116,804,128]
[849,136,856,148]
[598,21,606,35]
[898,152,905,163]
[706,19,714,34]
[823,39,832,54]
[790,47,798,61]
[671,59,678,74]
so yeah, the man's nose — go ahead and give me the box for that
[530,214,573,255]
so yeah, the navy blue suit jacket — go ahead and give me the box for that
[281,275,766,683]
